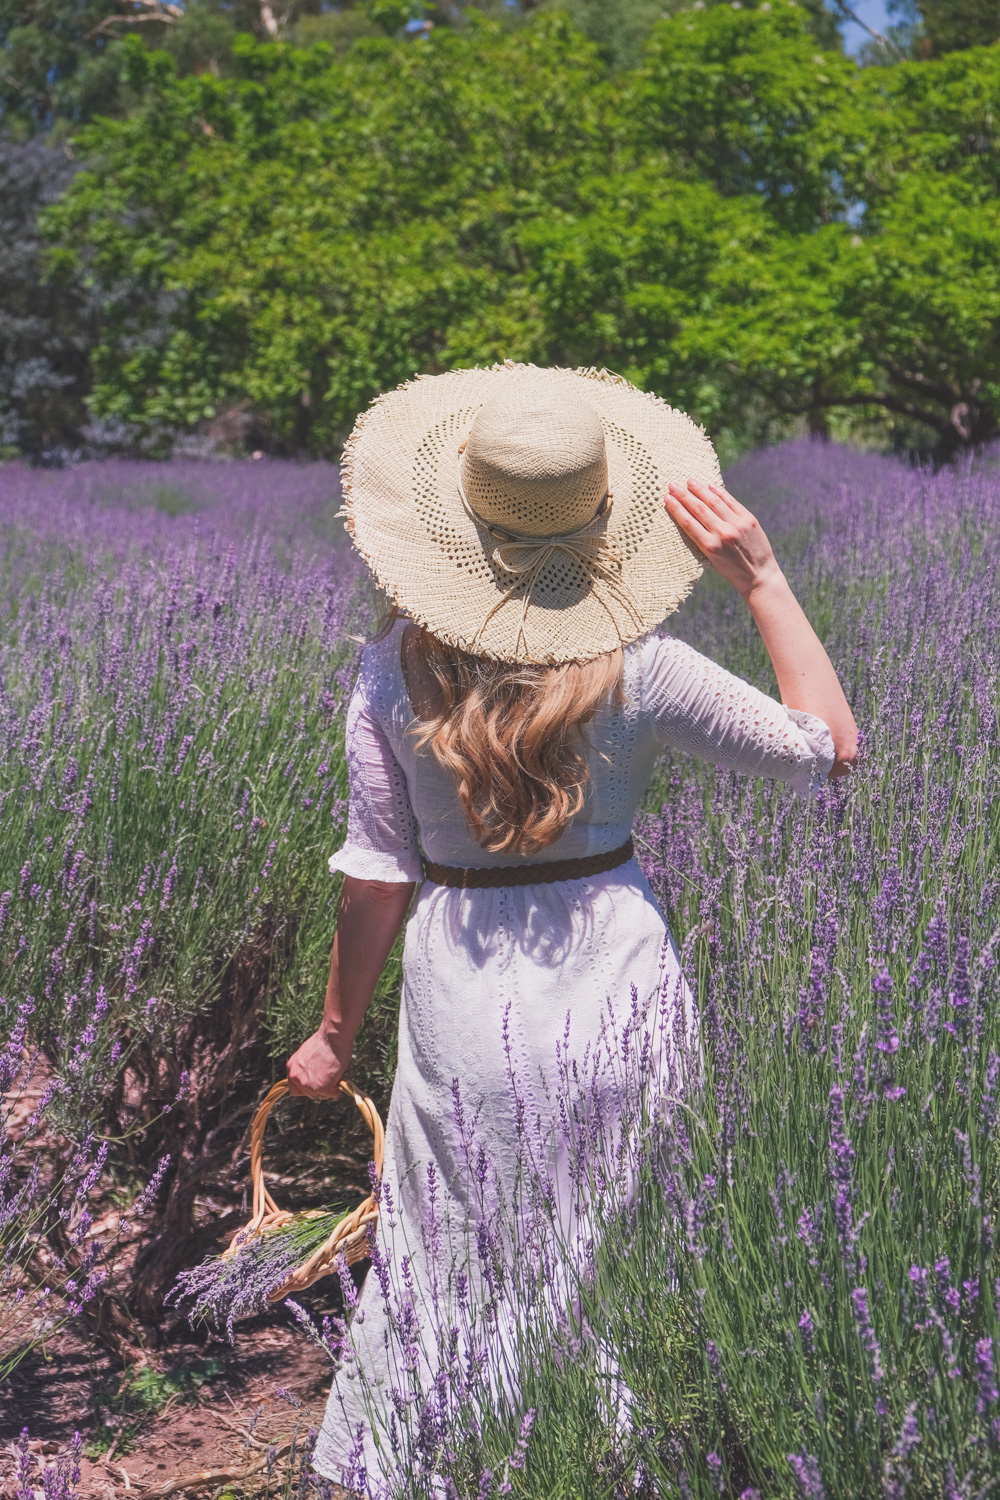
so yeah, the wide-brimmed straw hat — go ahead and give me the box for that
[340,361,721,665]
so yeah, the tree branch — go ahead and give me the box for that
[85,6,180,37]
[828,0,905,61]
[762,383,949,435]
[818,389,950,433]
[883,362,961,407]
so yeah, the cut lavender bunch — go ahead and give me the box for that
[168,1204,354,1341]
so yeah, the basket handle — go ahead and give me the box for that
[247,1077,386,1231]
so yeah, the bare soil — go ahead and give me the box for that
[0,1290,351,1500]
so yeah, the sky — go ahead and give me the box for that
[831,0,894,54]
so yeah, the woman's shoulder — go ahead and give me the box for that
[626,628,695,675]
[626,629,715,712]
[355,615,408,706]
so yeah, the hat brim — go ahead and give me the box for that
[340,363,718,665]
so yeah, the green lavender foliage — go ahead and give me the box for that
[0,460,402,1113]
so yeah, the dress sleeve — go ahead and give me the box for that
[640,635,836,799]
[327,649,423,884]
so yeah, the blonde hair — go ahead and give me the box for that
[382,608,624,857]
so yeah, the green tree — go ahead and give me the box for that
[0,141,99,456]
[44,17,614,450]
[913,0,1000,54]
[0,0,353,137]
[42,1,1000,457]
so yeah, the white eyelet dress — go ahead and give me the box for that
[312,618,835,1493]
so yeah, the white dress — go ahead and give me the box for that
[312,618,834,1493]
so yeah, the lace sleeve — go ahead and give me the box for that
[640,635,836,799]
[328,648,423,884]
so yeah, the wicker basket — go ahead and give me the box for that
[221,1077,385,1303]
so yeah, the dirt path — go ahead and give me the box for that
[1,1290,353,1499]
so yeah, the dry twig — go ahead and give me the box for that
[137,1442,292,1500]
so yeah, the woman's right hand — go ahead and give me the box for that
[665,478,783,603]
[286,1027,351,1100]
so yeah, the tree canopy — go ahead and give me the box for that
[906,0,1000,55]
[41,2,1000,459]
[0,0,846,139]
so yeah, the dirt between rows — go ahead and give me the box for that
[0,1287,354,1500]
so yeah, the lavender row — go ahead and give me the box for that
[0,458,369,1362]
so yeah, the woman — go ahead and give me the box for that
[288,365,857,1491]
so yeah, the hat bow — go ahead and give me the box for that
[458,475,644,661]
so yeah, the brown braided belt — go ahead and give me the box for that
[422,836,635,890]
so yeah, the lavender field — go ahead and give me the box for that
[2,444,1000,1498]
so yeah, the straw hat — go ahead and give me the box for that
[340,361,721,665]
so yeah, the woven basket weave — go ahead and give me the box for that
[221,1077,384,1303]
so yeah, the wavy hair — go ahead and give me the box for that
[378,608,624,857]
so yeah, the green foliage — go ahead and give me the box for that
[0,0,338,137]
[535,0,684,72]
[915,0,1000,54]
[0,142,98,458]
[0,0,130,139]
[365,0,423,34]
[42,4,1000,458]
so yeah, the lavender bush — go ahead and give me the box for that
[1,1014,111,1378]
[0,457,403,1329]
[293,444,1000,1496]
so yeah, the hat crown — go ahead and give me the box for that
[460,384,609,539]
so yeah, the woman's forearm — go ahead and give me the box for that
[288,874,415,1097]
[664,478,859,782]
[744,570,858,776]
[322,875,416,1055]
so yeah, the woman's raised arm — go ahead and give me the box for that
[286,875,415,1099]
[665,477,858,779]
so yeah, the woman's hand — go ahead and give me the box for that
[665,478,783,603]
[287,1026,350,1099]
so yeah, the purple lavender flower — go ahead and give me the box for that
[828,1085,857,1261]
[892,1405,921,1458]
[851,1286,885,1381]
[873,967,899,1055]
[15,1429,34,1500]
[975,1338,998,1416]
[506,1409,534,1471]
[984,1051,1000,1135]
[787,1451,826,1500]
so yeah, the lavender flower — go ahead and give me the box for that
[975,1338,998,1416]
[787,1452,826,1500]
[6,442,1000,1490]
[828,1085,857,1261]
[851,1286,885,1382]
